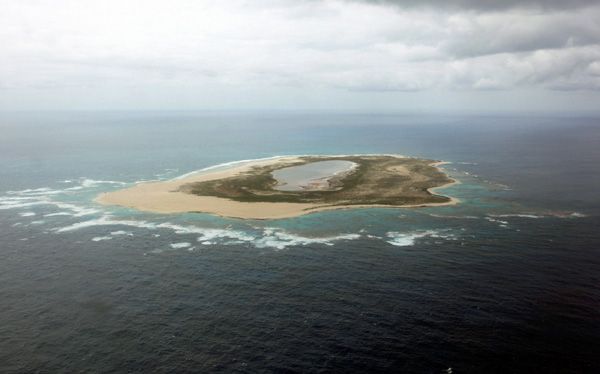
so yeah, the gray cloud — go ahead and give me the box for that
[443,46,600,91]
[1,0,599,111]
[441,9,600,58]
[351,0,599,11]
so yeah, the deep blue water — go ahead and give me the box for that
[1,111,599,373]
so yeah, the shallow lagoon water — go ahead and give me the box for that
[273,160,356,191]
[1,111,599,373]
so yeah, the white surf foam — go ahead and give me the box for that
[488,212,587,219]
[8,187,52,194]
[489,214,540,219]
[0,178,125,218]
[429,213,480,219]
[0,200,50,210]
[92,236,112,242]
[54,203,100,217]
[172,155,293,180]
[386,230,455,247]
[8,189,64,197]
[0,195,40,201]
[78,179,127,188]
[254,227,361,250]
[110,230,131,236]
[485,217,508,225]
[43,212,74,217]
[517,214,541,218]
[56,215,156,233]
[55,215,363,249]
[386,232,428,246]
[170,242,192,249]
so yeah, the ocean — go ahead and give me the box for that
[1,111,599,373]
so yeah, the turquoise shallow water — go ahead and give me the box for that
[1,111,599,373]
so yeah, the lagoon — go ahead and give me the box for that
[273,160,356,191]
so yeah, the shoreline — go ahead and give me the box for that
[94,155,460,220]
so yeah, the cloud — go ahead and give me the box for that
[350,0,599,12]
[444,46,600,91]
[441,8,600,58]
[0,0,599,111]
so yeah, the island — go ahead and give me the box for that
[95,155,459,219]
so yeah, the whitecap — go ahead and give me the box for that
[58,215,162,233]
[0,200,49,210]
[170,242,192,249]
[254,227,361,250]
[429,213,479,219]
[489,214,540,219]
[386,232,427,246]
[78,179,127,188]
[194,227,257,243]
[516,214,540,218]
[8,187,52,194]
[9,189,64,196]
[19,212,36,217]
[485,217,508,225]
[386,230,455,247]
[53,203,100,217]
[110,230,131,236]
[56,216,118,232]
[55,216,362,249]
[91,236,112,242]
[1,196,39,202]
[43,212,74,217]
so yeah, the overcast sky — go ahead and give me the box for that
[1,0,599,112]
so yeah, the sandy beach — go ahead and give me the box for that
[95,156,459,219]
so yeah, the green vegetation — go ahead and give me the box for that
[178,155,454,206]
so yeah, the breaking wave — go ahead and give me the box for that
[386,230,457,247]
[172,156,291,180]
[55,214,363,250]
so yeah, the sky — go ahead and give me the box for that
[1,0,599,112]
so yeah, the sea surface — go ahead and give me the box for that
[1,111,599,373]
